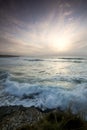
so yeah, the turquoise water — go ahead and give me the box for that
[0,57,87,116]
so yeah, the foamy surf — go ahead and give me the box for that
[0,57,87,118]
[0,76,87,113]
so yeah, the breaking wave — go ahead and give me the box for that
[0,57,87,118]
[0,74,87,116]
[23,57,86,63]
[58,57,85,60]
[24,59,44,62]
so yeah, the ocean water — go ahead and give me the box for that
[0,56,87,115]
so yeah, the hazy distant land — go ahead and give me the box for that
[0,55,20,58]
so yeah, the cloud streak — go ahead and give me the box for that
[0,0,87,56]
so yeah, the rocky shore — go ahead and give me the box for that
[0,105,44,130]
[0,105,87,130]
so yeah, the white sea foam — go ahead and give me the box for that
[0,57,87,118]
[0,78,87,115]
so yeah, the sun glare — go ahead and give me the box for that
[51,36,70,52]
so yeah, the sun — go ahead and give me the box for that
[51,36,70,52]
[55,39,67,51]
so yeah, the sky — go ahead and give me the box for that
[0,0,87,56]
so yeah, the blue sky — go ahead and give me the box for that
[0,0,87,56]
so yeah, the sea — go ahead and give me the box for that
[0,56,87,117]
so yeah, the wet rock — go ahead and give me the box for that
[0,106,44,130]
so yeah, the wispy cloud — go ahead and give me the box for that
[0,0,87,56]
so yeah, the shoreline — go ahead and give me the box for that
[0,105,87,130]
[0,105,44,130]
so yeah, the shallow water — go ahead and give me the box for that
[0,56,87,116]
